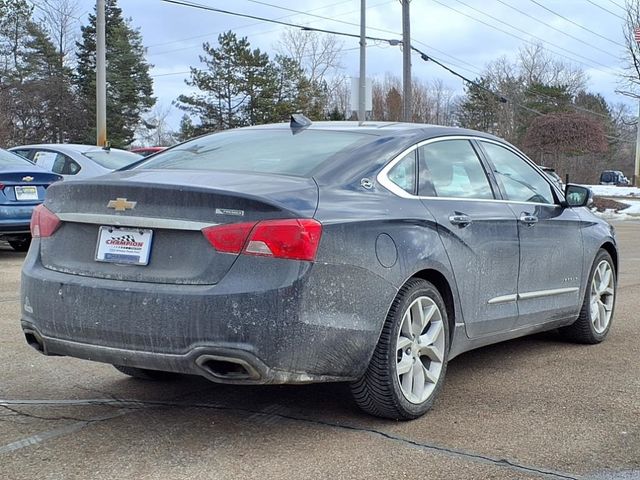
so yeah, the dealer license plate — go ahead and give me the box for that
[95,226,153,265]
[15,186,38,201]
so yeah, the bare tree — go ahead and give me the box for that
[518,43,587,95]
[30,0,80,66]
[134,103,177,147]
[276,28,344,85]
[276,28,345,116]
[621,0,640,98]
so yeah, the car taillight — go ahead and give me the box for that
[201,219,323,262]
[202,222,257,254]
[30,204,61,238]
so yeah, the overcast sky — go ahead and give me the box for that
[107,0,632,127]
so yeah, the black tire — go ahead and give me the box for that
[113,365,178,381]
[9,236,31,252]
[351,278,450,420]
[560,249,616,344]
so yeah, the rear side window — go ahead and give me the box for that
[0,149,34,167]
[481,142,554,204]
[418,140,494,199]
[387,150,416,194]
[33,151,81,175]
[137,129,373,176]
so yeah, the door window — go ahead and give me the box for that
[418,140,494,199]
[481,142,554,204]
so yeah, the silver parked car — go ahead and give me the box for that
[9,144,142,179]
[20,121,618,420]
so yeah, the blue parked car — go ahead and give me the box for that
[0,148,62,251]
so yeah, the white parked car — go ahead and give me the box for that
[9,144,142,179]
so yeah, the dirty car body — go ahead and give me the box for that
[21,122,617,418]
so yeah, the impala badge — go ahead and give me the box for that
[107,198,137,211]
[22,176,34,182]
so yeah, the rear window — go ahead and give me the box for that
[135,129,373,176]
[0,149,35,167]
[83,149,142,170]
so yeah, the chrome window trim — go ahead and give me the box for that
[56,213,214,231]
[377,135,563,206]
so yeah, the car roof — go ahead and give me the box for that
[240,121,504,141]
[9,144,129,154]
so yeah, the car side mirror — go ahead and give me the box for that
[564,184,593,208]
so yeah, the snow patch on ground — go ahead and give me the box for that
[585,185,640,198]
[592,200,640,222]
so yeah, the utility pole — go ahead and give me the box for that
[358,0,366,123]
[635,101,640,186]
[96,0,107,147]
[402,0,411,122]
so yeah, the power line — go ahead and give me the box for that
[240,0,617,74]
[527,0,624,47]
[411,44,632,143]
[155,0,627,133]
[430,0,621,74]
[146,0,390,50]
[495,0,619,58]
[585,0,626,21]
[604,0,626,12]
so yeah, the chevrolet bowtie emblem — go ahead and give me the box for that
[107,198,137,211]
[22,176,34,182]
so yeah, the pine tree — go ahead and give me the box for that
[457,78,502,134]
[75,0,155,147]
[0,0,80,145]
[176,31,321,131]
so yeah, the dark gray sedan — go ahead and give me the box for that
[20,121,617,420]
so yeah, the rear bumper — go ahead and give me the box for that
[21,242,397,384]
[0,204,34,235]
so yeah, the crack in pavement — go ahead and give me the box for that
[0,397,582,480]
[0,404,98,422]
[0,410,129,455]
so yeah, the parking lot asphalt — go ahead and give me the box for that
[1,223,639,480]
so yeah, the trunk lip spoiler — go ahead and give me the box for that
[56,212,215,231]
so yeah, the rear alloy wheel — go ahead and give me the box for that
[8,236,31,252]
[351,278,449,420]
[113,365,178,381]
[560,249,615,344]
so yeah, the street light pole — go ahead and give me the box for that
[635,99,640,186]
[96,0,107,147]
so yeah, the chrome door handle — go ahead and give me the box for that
[519,214,538,225]
[449,214,472,227]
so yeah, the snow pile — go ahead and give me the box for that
[592,200,640,222]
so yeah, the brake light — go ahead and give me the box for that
[201,219,323,261]
[30,204,61,238]
[202,222,256,254]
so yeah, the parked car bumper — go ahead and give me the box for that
[20,241,396,384]
[0,204,33,238]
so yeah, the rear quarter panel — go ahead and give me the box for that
[311,184,461,371]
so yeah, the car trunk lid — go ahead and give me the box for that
[39,170,318,285]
